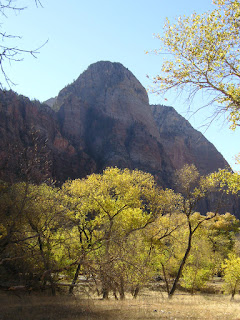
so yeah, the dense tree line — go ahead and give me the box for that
[0,166,239,299]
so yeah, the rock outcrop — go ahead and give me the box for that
[50,61,228,187]
[0,90,95,183]
[0,61,229,190]
[151,104,227,174]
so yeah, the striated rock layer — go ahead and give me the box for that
[0,61,237,214]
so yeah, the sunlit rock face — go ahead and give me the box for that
[53,61,172,185]
[52,61,227,186]
[0,61,229,189]
[150,104,228,174]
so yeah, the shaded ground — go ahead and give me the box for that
[1,289,240,320]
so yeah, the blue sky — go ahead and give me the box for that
[2,0,239,170]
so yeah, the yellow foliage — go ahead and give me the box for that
[151,0,240,128]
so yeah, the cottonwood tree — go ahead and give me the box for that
[180,212,239,293]
[64,165,237,299]
[62,167,163,298]
[20,183,67,295]
[151,213,215,295]
[0,182,67,294]
[1,165,238,297]
[149,0,240,221]
[222,253,240,299]
[150,0,240,129]
[212,168,240,194]
[147,207,239,295]
[168,165,223,297]
[148,164,226,298]
[0,128,52,257]
[180,234,214,294]
[0,128,55,290]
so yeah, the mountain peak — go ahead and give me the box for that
[80,61,135,81]
[2,61,232,213]
[53,61,158,138]
[56,60,149,108]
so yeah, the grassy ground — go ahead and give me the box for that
[1,288,240,320]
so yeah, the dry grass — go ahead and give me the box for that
[1,288,240,320]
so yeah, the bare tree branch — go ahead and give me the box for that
[0,0,46,88]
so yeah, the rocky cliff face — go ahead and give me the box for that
[0,61,229,189]
[0,90,95,183]
[151,105,228,174]
[52,61,175,185]
[50,61,228,187]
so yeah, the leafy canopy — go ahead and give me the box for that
[151,0,240,129]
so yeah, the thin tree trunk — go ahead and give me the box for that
[231,282,237,300]
[37,235,56,296]
[119,276,125,300]
[100,270,109,299]
[101,219,113,300]
[168,230,192,298]
[161,263,170,295]
[49,276,56,296]
[69,263,81,295]
[102,286,109,299]
[133,284,140,299]
[113,288,118,300]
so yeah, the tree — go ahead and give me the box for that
[1,165,238,298]
[0,0,45,88]
[203,212,240,271]
[180,212,239,293]
[148,210,239,296]
[147,164,225,298]
[0,182,67,294]
[222,253,240,299]
[211,168,240,194]
[62,167,162,298]
[180,240,214,294]
[20,183,67,295]
[150,0,240,129]
[168,165,222,297]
